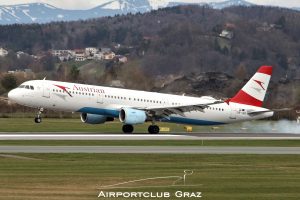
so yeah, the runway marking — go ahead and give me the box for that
[0,154,41,160]
[0,146,300,154]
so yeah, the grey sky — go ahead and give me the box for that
[0,0,299,10]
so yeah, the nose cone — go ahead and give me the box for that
[8,89,18,101]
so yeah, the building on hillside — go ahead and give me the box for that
[7,69,35,78]
[94,52,104,60]
[52,50,70,56]
[74,49,86,61]
[85,47,99,56]
[59,52,73,61]
[16,51,26,58]
[114,43,121,49]
[219,30,234,40]
[103,52,115,60]
[0,48,8,57]
[101,47,111,53]
[52,50,74,61]
[115,55,128,63]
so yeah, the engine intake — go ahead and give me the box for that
[119,108,147,125]
[81,113,114,124]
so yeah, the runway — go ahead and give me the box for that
[0,146,300,154]
[0,133,300,140]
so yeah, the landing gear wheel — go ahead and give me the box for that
[34,117,42,123]
[34,108,44,123]
[148,125,160,134]
[122,124,134,133]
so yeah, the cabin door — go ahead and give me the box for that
[97,93,104,104]
[229,107,237,119]
[43,83,50,98]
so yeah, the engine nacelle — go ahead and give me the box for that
[119,108,147,125]
[80,113,114,124]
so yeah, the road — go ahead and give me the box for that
[0,133,300,140]
[0,146,300,154]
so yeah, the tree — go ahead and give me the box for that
[235,64,248,80]
[1,74,17,91]
[68,65,80,81]
[40,53,55,71]
[275,16,286,29]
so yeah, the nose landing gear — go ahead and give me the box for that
[34,108,44,123]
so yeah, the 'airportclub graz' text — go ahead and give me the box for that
[98,191,202,198]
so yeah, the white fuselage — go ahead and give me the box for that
[8,80,273,125]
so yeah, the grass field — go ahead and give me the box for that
[0,118,299,133]
[0,154,300,200]
[0,118,191,132]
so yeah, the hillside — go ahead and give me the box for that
[0,5,299,110]
[0,6,300,76]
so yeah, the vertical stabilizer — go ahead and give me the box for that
[230,66,272,107]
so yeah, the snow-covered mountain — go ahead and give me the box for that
[167,0,253,9]
[208,0,253,9]
[0,0,276,25]
[293,7,300,11]
[0,1,151,25]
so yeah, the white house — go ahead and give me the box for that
[94,52,104,60]
[52,50,75,61]
[103,52,116,60]
[16,51,26,58]
[0,48,8,57]
[219,30,234,39]
[85,47,98,56]
[116,55,128,63]
[74,49,86,61]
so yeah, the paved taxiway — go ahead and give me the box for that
[0,146,300,154]
[0,133,300,140]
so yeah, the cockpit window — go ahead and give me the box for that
[18,85,25,88]
[25,85,30,89]
[30,86,34,90]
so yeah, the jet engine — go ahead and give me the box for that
[119,108,147,125]
[80,113,114,124]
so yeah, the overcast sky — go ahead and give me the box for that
[0,0,299,10]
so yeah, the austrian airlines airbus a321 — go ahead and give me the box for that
[8,66,274,134]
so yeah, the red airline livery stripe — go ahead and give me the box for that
[257,66,272,75]
[230,90,263,107]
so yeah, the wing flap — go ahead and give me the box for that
[141,100,224,118]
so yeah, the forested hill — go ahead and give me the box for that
[0,5,300,79]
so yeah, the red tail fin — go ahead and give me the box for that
[230,66,272,107]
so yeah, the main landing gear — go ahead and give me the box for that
[148,125,160,134]
[34,108,44,123]
[122,124,160,134]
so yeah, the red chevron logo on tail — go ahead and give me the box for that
[253,79,265,90]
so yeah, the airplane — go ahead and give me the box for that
[8,65,274,134]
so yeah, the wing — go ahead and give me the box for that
[137,100,224,119]
[247,108,291,116]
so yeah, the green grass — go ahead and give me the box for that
[0,154,300,199]
[0,117,299,133]
[0,118,191,132]
[0,140,300,147]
